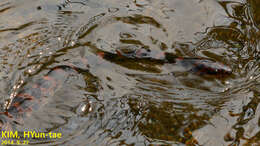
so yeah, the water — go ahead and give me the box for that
[0,0,259,145]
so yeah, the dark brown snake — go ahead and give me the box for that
[0,49,232,130]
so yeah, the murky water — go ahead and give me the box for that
[0,0,260,145]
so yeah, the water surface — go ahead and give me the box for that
[0,0,260,145]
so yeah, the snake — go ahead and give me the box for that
[96,47,232,76]
[0,48,232,130]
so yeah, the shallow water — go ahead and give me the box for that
[0,0,260,145]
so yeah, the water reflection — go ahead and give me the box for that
[0,0,260,145]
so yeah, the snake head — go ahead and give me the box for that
[176,58,232,76]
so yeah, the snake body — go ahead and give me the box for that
[98,48,232,76]
[0,49,231,129]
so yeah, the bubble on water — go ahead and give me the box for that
[13,85,17,90]
[222,87,229,92]
[225,81,230,84]
[81,104,87,112]
[89,101,93,112]
[71,41,75,46]
[4,100,9,108]
[28,67,37,74]
[16,84,21,89]
[77,100,93,115]
[9,92,17,99]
